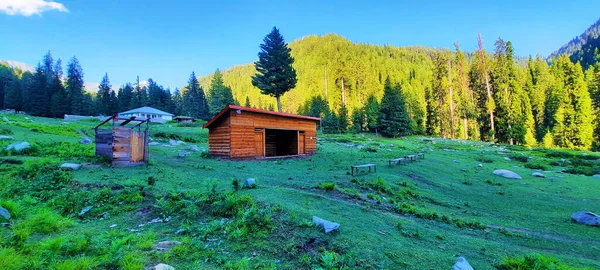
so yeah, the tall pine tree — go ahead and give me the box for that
[378,78,411,137]
[66,56,85,115]
[208,69,235,116]
[251,27,297,112]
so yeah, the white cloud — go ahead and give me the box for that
[0,0,68,16]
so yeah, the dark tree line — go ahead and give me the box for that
[0,52,236,121]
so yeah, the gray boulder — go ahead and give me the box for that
[571,211,600,226]
[6,141,30,152]
[0,206,10,221]
[503,157,512,161]
[154,264,175,270]
[189,145,200,152]
[452,257,474,270]
[60,163,81,171]
[80,137,92,144]
[78,206,93,217]
[244,178,256,188]
[493,169,522,179]
[312,216,340,233]
[169,139,182,146]
[592,174,600,179]
[2,116,9,122]
[178,151,189,158]
[0,135,13,140]
[531,172,546,178]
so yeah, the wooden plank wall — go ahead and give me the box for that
[207,117,231,157]
[228,110,318,158]
[130,130,146,162]
[95,132,113,159]
[112,127,131,166]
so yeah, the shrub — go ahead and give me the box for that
[476,155,494,163]
[369,177,392,194]
[496,254,590,270]
[509,155,529,162]
[147,176,156,186]
[16,208,74,234]
[545,150,575,159]
[360,146,378,153]
[232,178,240,191]
[0,127,13,135]
[317,182,336,192]
[524,162,547,170]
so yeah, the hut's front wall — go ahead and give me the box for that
[95,131,113,159]
[228,110,317,158]
[207,116,231,157]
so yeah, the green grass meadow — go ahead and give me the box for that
[0,113,599,269]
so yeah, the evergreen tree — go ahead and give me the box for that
[26,64,48,116]
[183,72,209,119]
[364,95,379,132]
[551,55,594,150]
[208,69,235,116]
[378,78,411,137]
[338,103,349,133]
[244,96,251,107]
[96,73,113,115]
[454,43,477,140]
[322,107,339,134]
[130,76,148,108]
[118,83,134,111]
[66,56,85,115]
[470,34,496,141]
[4,77,23,111]
[351,107,366,132]
[251,27,297,112]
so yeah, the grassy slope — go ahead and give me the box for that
[1,113,599,269]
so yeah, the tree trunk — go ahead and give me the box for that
[276,95,282,112]
[464,117,468,139]
[341,77,345,105]
[448,59,455,138]
[485,73,495,140]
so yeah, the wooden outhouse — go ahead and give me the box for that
[94,115,150,166]
[203,105,320,159]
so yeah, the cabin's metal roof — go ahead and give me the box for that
[119,106,174,116]
[203,105,321,129]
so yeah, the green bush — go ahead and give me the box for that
[509,155,529,162]
[16,208,74,234]
[545,150,575,159]
[524,162,547,170]
[0,127,13,135]
[361,146,378,152]
[476,155,494,163]
[496,254,591,270]
[317,182,336,192]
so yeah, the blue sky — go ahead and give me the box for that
[1,0,599,90]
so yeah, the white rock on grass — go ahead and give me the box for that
[80,137,92,144]
[78,206,93,217]
[244,178,256,188]
[189,145,200,152]
[0,135,13,140]
[503,157,512,161]
[452,257,474,270]
[60,163,81,171]
[2,116,9,122]
[6,141,30,152]
[493,169,522,179]
[312,216,340,233]
[531,172,546,178]
[592,174,600,179]
[178,151,189,158]
[0,206,10,220]
[571,211,600,226]
[154,264,175,270]
[149,142,160,146]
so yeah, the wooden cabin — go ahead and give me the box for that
[173,116,195,123]
[94,115,150,166]
[203,105,320,159]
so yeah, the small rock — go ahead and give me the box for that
[149,142,160,146]
[244,178,256,188]
[78,206,93,217]
[164,216,171,222]
[154,263,175,270]
[60,163,81,171]
[460,169,467,172]
[592,174,600,179]
[571,211,600,226]
[154,241,182,252]
[452,256,474,270]
[0,135,13,140]
[503,157,511,161]
[169,139,181,146]
[493,169,522,179]
[178,151,189,158]
[109,224,117,228]
[477,164,483,167]
[175,229,186,235]
[2,116,9,122]
[80,137,92,144]
[0,206,10,221]
[189,145,200,152]
[148,218,163,224]
[312,216,340,233]
[6,141,30,152]
[274,259,281,264]
[531,172,546,178]
[453,160,459,163]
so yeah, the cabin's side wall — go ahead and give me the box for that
[95,131,113,159]
[229,110,318,158]
[207,116,231,158]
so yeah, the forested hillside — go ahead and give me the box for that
[1,32,599,151]
[549,18,600,70]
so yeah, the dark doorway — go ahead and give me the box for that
[265,129,298,157]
